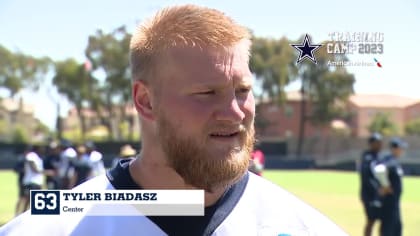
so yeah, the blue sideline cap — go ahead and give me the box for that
[368,132,382,143]
[85,141,96,150]
[390,137,408,149]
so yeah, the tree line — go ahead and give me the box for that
[7,26,415,143]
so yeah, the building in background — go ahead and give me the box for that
[0,98,46,143]
[256,92,420,139]
[348,94,419,137]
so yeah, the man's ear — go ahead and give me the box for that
[132,80,156,121]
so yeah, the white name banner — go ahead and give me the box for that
[30,190,205,216]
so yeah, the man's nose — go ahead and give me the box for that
[214,96,245,123]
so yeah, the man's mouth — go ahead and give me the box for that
[209,131,240,138]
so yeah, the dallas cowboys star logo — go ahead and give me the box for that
[291,34,322,64]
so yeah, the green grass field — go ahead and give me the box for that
[264,170,420,236]
[1,170,419,235]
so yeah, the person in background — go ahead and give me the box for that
[68,145,93,188]
[85,141,106,177]
[43,141,61,189]
[13,147,28,216]
[20,145,44,214]
[112,144,137,168]
[58,139,77,189]
[359,132,383,236]
[374,137,406,236]
[249,146,265,176]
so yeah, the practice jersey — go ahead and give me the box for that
[87,150,106,176]
[58,147,77,178]
[379,155,404,199]
[0,159,347,236]
[69,157,93,186]
[22,151,44,186]
[359,150,381,201]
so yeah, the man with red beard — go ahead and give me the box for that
[0,5,347,236]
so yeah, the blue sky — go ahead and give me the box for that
[0,0,419,128]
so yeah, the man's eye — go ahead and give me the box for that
[236,88,250,94]
[197,90,215,95]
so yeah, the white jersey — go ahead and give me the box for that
[0,162,347,236]
[58,147,77,178]
[88,150,105,176]
[213,174,346,235]
[22,152,44,186]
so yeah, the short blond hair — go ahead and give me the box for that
[130,4,251,82]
